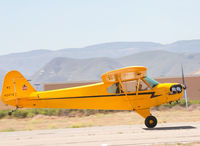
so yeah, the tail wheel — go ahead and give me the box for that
[145,116,157,128]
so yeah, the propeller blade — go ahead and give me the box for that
[181,64,188,109]
[181,64,186,89]
[184,89,188,109]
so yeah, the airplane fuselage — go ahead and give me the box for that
[7,82,183,111]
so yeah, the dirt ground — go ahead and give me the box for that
[0,122,200,146]
[0,105,200,132]
[0,105,199,146]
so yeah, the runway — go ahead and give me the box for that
[0,122,200,146]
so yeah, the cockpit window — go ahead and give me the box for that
[122,80,138,93]
[107,76,158,94]
[143,76,159,88]
[139,80,151,91]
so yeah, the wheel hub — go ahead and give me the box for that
[149,120,154,124]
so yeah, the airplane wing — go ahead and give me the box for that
[101,66,147,83]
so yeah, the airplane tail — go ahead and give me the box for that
[1,71,36,107]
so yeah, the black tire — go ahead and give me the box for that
[8,111,12,116]
[145,116,157,128]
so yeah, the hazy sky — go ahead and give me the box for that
[0,0,200,55]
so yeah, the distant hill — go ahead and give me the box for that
[0,68,6,79]
[0,39,200,89]
[32,57,122,83]
[32,50,200,84]
[0,50,56,76]
[161,40,200,53]
[71,42,163,58]
[0,42,162,76]
[119,50,200,77]
[0,68,6,90]
[0,39,200,77]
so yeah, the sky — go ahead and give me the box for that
[0,0,200,55]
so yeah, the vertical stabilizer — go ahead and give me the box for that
[1,71,36,107]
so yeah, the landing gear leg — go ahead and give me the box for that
[145,115,157,128]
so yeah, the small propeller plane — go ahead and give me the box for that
[1,66,188,128]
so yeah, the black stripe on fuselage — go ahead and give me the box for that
[33,92,161,101]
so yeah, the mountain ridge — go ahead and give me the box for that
[0,39,200,89]
[32,50,200,84]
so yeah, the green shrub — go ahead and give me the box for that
[0,99,199,119]
[0,110,8,118]
[12,110,29,118]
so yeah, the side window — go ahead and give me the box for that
[122,80,138,93]
[107,83,124,93]
[107,83,117,93]
[107,83,122,94]
[139,80,151,91]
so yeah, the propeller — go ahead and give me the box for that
[181,64,188,109]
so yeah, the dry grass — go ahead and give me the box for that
[0,106,199,132]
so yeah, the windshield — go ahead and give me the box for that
[143,76,159,88]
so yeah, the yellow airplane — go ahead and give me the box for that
[1,66,187,128]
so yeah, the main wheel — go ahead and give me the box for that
[145,116,157,128]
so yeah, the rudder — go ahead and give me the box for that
[1,71,36,107]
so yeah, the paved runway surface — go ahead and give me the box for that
[0,122,200,146]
